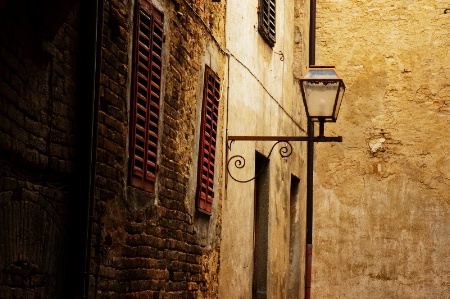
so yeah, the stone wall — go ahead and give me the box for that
[311,0,450,298]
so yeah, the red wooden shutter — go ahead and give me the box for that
[258,0,276,46]
[130,2,164,192]
[197,66,221,214]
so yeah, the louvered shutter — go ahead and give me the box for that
[258,0,276,47]
[197,66,220,214]
[130,2,164,192]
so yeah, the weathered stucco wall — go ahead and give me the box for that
[220,0,307,298]
[311,0,450,298]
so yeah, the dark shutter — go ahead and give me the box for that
[130,2,164,192]
[197,66,221,214]
[258,0,276,47]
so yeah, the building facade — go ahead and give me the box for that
[219,0,309,298]
[310,0,450,298]
[87,0,227,297]
[0,1,82,297]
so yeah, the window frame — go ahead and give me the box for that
[129,0,164,192]
[196,65,221,215]
[258,0,276,47]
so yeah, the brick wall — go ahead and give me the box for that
[89,0,226,297]
[0,0,226,296]
[0,1,82,297]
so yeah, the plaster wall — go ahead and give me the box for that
[219,0,308,298]
[310,0,450,298]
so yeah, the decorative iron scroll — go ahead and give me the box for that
[274,51,284,61]
[227,141,293,183]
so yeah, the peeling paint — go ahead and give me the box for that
[368,137,385,153]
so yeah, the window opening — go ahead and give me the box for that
[258,0,276,47]
[288,175,301,298]
[253,152,270,299]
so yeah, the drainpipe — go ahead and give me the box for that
[305,119,314,299]
[80,0,103,297]
[305,0,316,298]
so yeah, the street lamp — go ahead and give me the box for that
[226,65,345,297]
[300,66,345,299]
[227,65,345,181]
[300,65,345,129]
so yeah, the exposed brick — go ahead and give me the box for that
[4,0,223,298]
[120,268,169,281]
[136,246,164,259]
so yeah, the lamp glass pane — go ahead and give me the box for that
[302,81,339,118]
[333,84,345,120]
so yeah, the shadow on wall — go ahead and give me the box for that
[0,0,78,40]
[0,0,82,298]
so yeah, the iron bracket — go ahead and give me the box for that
[226,134,342,183]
